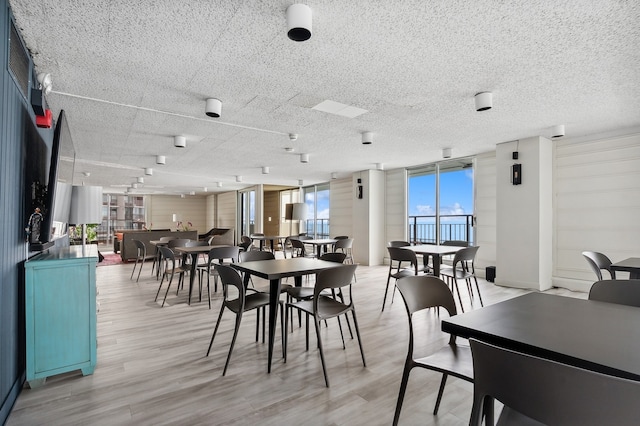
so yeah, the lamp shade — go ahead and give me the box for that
[69,185,103,225]
[291,202,307,221]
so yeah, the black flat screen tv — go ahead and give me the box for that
[24,109,66,251]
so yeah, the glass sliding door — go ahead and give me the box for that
[408,158,474,245]
[239,189,256,237]
[302,183,330,238]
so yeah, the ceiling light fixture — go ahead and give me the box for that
[551,124,565,138]
[474,92,493,111]
[145,167,153,176]
[376,163,384,170]
[174,135,186,148]
[331,172,338,180]
[205,98,222,118]
[298,179,304,186]
[284,147,294,152]
[132,183,139,189]
[156,155,166,164]
[286,4,312,42]
[217,182,223,188]
[300,153,309,163]
[236,175,242,182]
[137,176,144,184]
[442,148,452,158]
[189,191,195,196]
[289,133,298,141]
[362,131,373,145]
[203,187,208,192]
[262,166,270,174]
[82,171,91,177]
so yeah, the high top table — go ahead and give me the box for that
[231,257,343,373]
[442,292,640,381]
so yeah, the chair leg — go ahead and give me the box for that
[206,306,225,356]
[336,316,346,350]
[154,274,166,301]
[136,259,144,282]
[284,304,289,362]
[161,274,174,307]
[382,274,392,311]
[473,276,484,307]
[255,307,260,342]
[130,258,139,280]
[451,279,465,313]
[351,309,366,367]
[433,373,449,415]
[392,364,413,426]
[222,310,243,376]
[313,316,330,387]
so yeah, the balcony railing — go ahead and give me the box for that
[304,218,330,238]
[409,214,473,245]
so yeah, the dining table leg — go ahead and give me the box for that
[432,254,441,276]
[187,253,198,305]
[267,277,282,373]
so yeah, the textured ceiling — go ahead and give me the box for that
[9,0,640,195]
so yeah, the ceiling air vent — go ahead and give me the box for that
[9,19,30,99]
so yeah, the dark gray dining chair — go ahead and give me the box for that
[383,246,427,312]
[588,279,640,307]
[130,239,154,282]
[440,246,482,312]
[469,338,640,426]
[582,251,616,281]
[154,246,189,307]
[392,275,473,425]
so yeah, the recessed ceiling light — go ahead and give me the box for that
[312,100,368,118]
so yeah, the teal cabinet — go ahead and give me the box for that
[24,245,98,388]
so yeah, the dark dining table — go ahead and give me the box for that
[399,244,466,276]
[442,292,640,381]
[610,257,640,279]
[173,245,230,305]
[230,257,343,373]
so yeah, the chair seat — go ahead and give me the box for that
[414,343,473,382]
[254,283,293,294]
[225,293,271,313]
[391,269,416,280]
[285,286,314,300]
[290,295,351,319]
[440,265,472,280]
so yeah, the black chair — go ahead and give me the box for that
[393,275,473,425]
[239,250,292,298]
[154,246,189,307]
[205,265,277,376]
[383,246,427,312]
[582,251,616,280]
[469,338,640,426]
[290,238,315,258]
[588,279,640,307]
[388,240,411,247]
[440,246,482,312]
[130,239,154,282]
[197,246,241,308]
[239,235,252,252]
[284,264,364,387]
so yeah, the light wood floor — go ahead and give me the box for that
[7,253,586,425]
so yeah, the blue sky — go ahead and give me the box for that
[409,169,473,221]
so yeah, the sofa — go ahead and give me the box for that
[118,230,198,261]
[198,228,235,246]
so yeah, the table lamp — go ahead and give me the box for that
[69,185,103,252]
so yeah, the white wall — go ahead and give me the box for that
[495,136,553,291]
[352,169,386,265]
[329,177,353,238]
[474,152,497,277]
[216,191,237,242]
[553,132,640,290]
[205,194,216,229]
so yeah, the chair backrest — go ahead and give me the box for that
[469,338,640,426]
[397,276,458,346]
[388,240,411,247]
[186,240,209,247]
[387,246,418,266]
[451,246,479,272]
[319,252,346,263]
[582,251,616,280]
[159,236,177,242]
[167,238,191,248]
[158,246,177,271]
[588,279,640,307]
[207,246,240,264]
[239,250,275,262]
[290,238,308,256]
[133,239,146,257]
[214,264,245,301]
[333,235,349,240]
[442,240,469,247]
[239,235,252,251]
[333,238,353,251]
[314,264,358,298]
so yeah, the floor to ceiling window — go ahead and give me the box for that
[239,189,256,236]
[302,183,330,238]
[408,158,475,245]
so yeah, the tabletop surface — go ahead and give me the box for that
[173,245,230,254]
[251,235,285,240]
[231,257,342,279]
[611,257,640,269]
[442,292,640,380]
[401,244,466,255]
[303,239,338,244]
